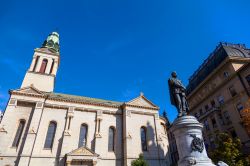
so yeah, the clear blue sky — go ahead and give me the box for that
[0,0,250,121]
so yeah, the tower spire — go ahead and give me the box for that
[42,32,60,53]
[21,32,60,92]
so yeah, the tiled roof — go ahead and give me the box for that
[187,42,250,95]
[47,92,123,107]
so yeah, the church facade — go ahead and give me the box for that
[0,32,171,166]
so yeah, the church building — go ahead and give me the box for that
[0,32,171,166]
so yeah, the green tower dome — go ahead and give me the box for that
[42,32,60,53]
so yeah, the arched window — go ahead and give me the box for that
[39,59,48,73]
[12,120,25,147]
[44,121,57,149]
[140,127,147,151]
[108,127,115,152]
[78,124,88,147]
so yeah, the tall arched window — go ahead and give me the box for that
[12,120,25,147]
[44,121,57,149]
[78,124,88,147]
[108,127,115,152]
[39,59,48,73]
[140,127,147,151]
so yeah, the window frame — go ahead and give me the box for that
[140,126,148,151]
[12,119,26,148]
[39,59,48,73]
[44,121,57,149]
[78,123,88,148]
[108,126,115,152]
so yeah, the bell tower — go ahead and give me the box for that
[21,32,60,92]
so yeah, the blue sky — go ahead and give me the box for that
[0,0,250,121]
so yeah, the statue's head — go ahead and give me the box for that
[171,71,177,78]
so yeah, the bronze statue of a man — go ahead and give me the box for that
[168,71,189,117]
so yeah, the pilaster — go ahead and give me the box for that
[29,56,37,71]
[18,101,45,165]
[52,60,59,75]
[60,107,74,155]
[45,58,53,74]
[94,110,103,154]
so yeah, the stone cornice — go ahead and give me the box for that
[10,90,159,111]
[124,103,159,111]
[10,91,46,98]
[34,48,59,57]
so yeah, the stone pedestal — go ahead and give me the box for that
[171,115,215,166]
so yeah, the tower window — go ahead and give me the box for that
[108,127,115,152]
[140,127,147,151]
[39,59,48,73]
[12,120,25,147]
[44,121,57,149]
[78,124,88,147]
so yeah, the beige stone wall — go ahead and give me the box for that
[0,100,35,166]
[0,95,171,166]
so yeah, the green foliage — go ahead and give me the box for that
[131,154,148,166]
[209,133,249,166]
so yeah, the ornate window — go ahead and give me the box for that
[108,127,115,152]
[44,121,57,149]
[140,127,147,151]
[12,120,25,147]
[39,59,48,73]
[78,124,88,147]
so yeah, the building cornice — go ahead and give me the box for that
[124,103,159,111]
[187,57,250,99]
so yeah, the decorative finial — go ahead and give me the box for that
[41,32,60,53]
[140,92,144,96]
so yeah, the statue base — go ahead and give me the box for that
[171,115,215,166]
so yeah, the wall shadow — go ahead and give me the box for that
[140,121,171,166]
